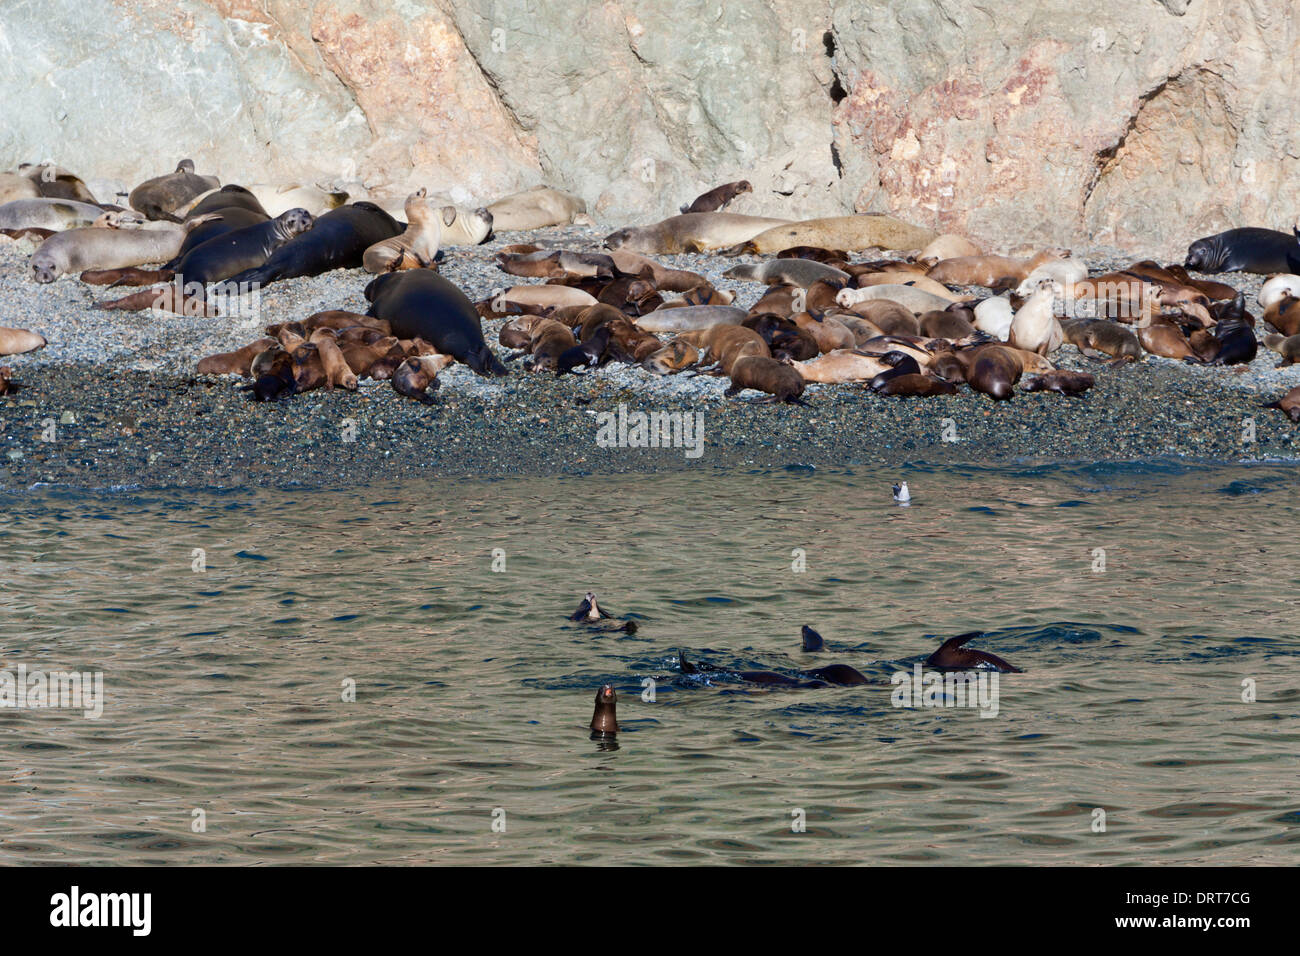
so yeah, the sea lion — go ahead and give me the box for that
[1059,318,1142,363]
[363,188,449,273]
[837,284,957,315]
[778,245,851,264]
[480,284,599,316]
[364,269,507,376]
[0,172,40,204]
[184,184,269,220]
[522,319,578,372]
[307,329,358,390]
[721,214,939,256]
[868,351,923,391]
[918,307,975,340]
[878,373,958,396]
[497,249,614,280]
[964,344,1046,400]
[1262,333,1300,367]
[590,685,618,739]
[676,325,769,376]
[391,354,453,403]
[569,592,638,633]
[197,338,276,376]
[642,338,700,375]
[129,159,219,222]
[926,632,1022,673]
[854,270,961,302]
[1196,296,1257,366]
[1019,370,1096,396]
[1007,284,1063,355]
[487,185,587,231]
[1138,315,1198,360]
[726,355,808,403]
[1263,296,1300,337]
[605,250,715,293]
[844,299,921,336]
[29,215,215,283]
[0,366,15,395]
[558,326,616,375]
[634,305,745,334]
[222,202,402,288]
[93,284,218,317]
[801,625,824,652]
[1263,385,1300,422]
[170,208,315,286]
[744,313,820,360]
[918,234,982,260]
[926,250,1065,288]
[244,183,349,217]
[18,163,97,203]
[680,180,753,214]
[0,327,46,356]
[163,207,269,268]
[723,258,850,287]
[1015,257,1088,296]
[1185,227,1300,275]
[1259,275,1300,310]
[790,311,856,352]
[604,213,792,254]
[0,198,108,232]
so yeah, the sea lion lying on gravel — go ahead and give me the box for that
[605,213,791,254]
[1185,227,1300,275]
[0,327,46,356]
[365,269,507,377]
[129,159,220,222]
[487,186,588,231]
[725,355,808,404]
[0,198,110,232]
[219,203,402,288]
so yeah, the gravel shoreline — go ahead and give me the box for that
[2,227,1298,492]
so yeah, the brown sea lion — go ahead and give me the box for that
[1019,370,1096,396]
[725,355,808,404]
[590,685,618,739]
[0,327,47,356]
[676,325,769,376]
[1060,318,1142,363]
[93,284,217,317]
[523,319,579,372]
[643,339,701,374]
[308,329,359,390]
[0,366,15,395]
[1262,333,1300,367]
[680,180,752,214]
[791,311,856,352]
[1138,316,1198,360]
[1263,296,1300,337]
[1263,385,1300,422]
[391,354,454,403]
[877,373,958,396]
[605,213,791,255]
[362,188,449,273]
[196,338,276,376]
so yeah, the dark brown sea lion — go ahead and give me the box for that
[0,366,15,395]
[1019,370,1096,396]
[590,685,619,738]
[1060,318,1142,363]
[1138,315,1197,360]
[568,592,638,633]
[365,269,506,376]
[877,373,958,397]
[725,355,808,404]
[679,180,752,214]
[926,632,1022,673]
[391,356,450,404]
[129,159,220,222]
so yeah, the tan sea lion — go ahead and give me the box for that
[1263,385,1300,422]
[129,160,220,222]
[197,338,276,376]
[843,299,921,336]
[643,339,701,374]
[243,184,349,217]
[1259,275,1300,310]
[634,305,745,334]
[363,189,448,273]
[0,327,46,356]
[1263,296,1300,336]
[1008,285,1063,355]
[1263,333,1300,366]
[793,349,890,383]
[837,284,956,314]
[487,185,587,231]
[722,215,939,256]
[725,355,808,403]
[676,325,769,376]
[604,213,791,255]
[479,285,599,316]
[918,234,982,260]
[791,311,855,352]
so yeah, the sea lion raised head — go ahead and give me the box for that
[590,685,619,738]
[570,591,607,622]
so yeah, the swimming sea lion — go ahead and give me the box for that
[726,355,808,403]
[1185,227,1300,275]
[364,269,507,376]
[222,202,402,288]
[604,213,791,254]
[590,685,618,738]
[679,180,753,214]
[926,631,1021,673]
[722,215,939,256]
[801,625,824,652]
[487,185,587,231]
[363,188,449,273]
[569,592,638,633]
[0,327,46,356]
[129,160,220,222]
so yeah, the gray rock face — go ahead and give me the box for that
[1,1,1296,256]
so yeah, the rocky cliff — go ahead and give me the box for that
[2,0,1295,255]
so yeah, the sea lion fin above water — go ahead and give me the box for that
[801,625,824,652]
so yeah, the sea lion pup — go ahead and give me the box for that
[918,234,982,260]
[0,198,113,232]
[366,270,507,376]
[499,314,548,349]
[246,344,295,401]
[1137,263,1239,301]
[722,214,939,256]
[918,307,975,339]
[293,310,391,335]
[868,350,922,390]
[28,214,214,283]
[1139,315,1199,360]
[93,284,218,317]
[1263,295,1300,336]
[307,329,358,390]
[362,188,448,273]
[478,284,598,317]
[604,212,792,255]
[1060,318,1142,364]
[128,159,220,222]
[878,373,958,397]
[1263,385,1300,422]
[925,250,1065,288]
[1007,284,1063,356]
[196,337,276,376]
[487,185,588,231]
[642,338,700,375]
[590,685,619,739]
[836,284,958,315]
[1260,274,1300,309]
[634,305,745,334]
[605,250,715,293]
[1020,370,1096,396]
[0,327,46,356]
[677,324,769,376]
[726,355,808,404]
[522,319,578,372]
[220,202,403,288]
[0,366,15,395]
[723,258,850,287]
[679,179,752,214]
[1185,227,1300,275]
[568,592,638,633]
[497,248,614,280]
[391,354,454,403]
[289,342,327,393]
[790,311,856,352]
[926,632,1022,673]
[844,299,920,336]
[558,325,616,375]
[1261,333,1300,366]
[745,313,820,360]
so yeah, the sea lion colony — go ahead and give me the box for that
[2,161,1299,417]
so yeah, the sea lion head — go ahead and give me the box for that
[571,591,602,622]
[1184,238,1217,272]
[278,207,315,237]
[603,227,634,250]
[30,250,58,284]
[590,684,618,738]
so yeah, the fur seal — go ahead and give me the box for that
[1185,227,1300,275]
[722,215,939,256]
[604,213,791,254]
[487,186,587,231]
[726,355,808,403]
[723,258,850,287]
[0,327,46,356]
[590,685,618,738]
[926,632,1021,673]
[129,160,219,222]
[634,305,745,334]
[222,203,402,288]
[680,180,752,214]
[1263,385,1300,422]
[364,269,507,376]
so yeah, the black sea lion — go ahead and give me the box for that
[1184,227,1300,275]
[801,625,824,652]
[172,208,314,286]
[590,685,619,738]
[223,202,402,288]
[364,269,507,377]
[164,207,269,269]
[1020,370,1096,396]
[185,184,269,220]
[926,632,1021,673]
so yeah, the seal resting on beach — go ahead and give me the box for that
[364,269,506,377]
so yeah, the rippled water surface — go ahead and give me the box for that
[2,462,1299,865]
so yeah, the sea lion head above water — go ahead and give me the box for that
[570,591,607,622]
[590,685,619,738]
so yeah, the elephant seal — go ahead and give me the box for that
[726,355,808,403]
[364,269,507,376]
[680,180,752,214]
[634,305,745,334]
[723,258,850,287]
[590,685,618,739]
[1264,385,1300,422]
[173,208,315,286]
[0,327,46,356]
[927,632,1021,673]
[29,216,215,282]
[363,189,448,273]
[0,198,107,231]
[0,172,40,204]
[18,163,97,203]
[487,185,587,231]
[185,184,269,220]
[223,203,402,288]
[1185,227,1300,275]
[605,213,791,254]
[129,159,220,222]
[722,214,939,256]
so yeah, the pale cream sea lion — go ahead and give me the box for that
[722,215,939,256]
[604,213,792,255]
[363,189,449,273]
[487,186,588,231]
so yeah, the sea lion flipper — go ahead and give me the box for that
[800,625,824,652]
[679,649,698,674]
[939,631,983,651]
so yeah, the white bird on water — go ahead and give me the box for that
[893,481,911,504]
